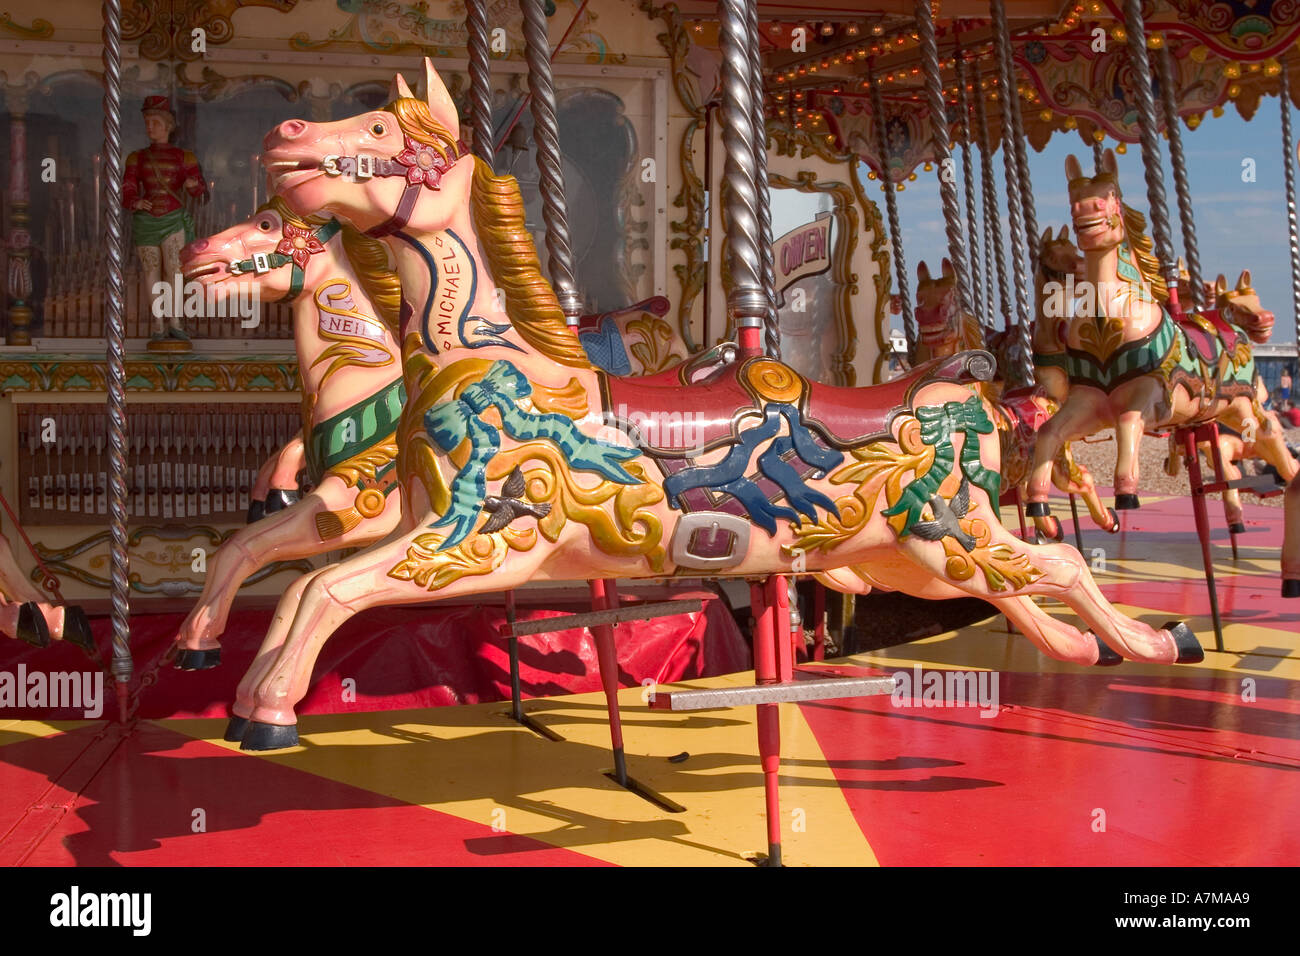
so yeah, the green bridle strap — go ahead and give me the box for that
[229,218,343,302]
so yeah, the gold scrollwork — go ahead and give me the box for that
[389,526,537,592]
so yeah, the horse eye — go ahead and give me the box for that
[371,122,385,135]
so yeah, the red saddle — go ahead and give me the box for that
[599,350,995,457]
[1176,308,1242,368]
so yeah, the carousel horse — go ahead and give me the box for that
[1026,150,1297,516]
[0,528,93,650]
[1163,272,1286,533]
[174,215,688,664]
[226,59,1201,751]
[916,257,1118,538]
[172,198,407,665]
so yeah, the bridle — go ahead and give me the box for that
[318,132,470,238]
[228,218,342,302]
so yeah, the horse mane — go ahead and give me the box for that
[384,97,592,369]
[259,196,402,333]
[1120,202,1168,304]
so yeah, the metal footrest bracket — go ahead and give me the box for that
[650,675,898,711]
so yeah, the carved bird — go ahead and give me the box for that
[910,476,977,552]
[479,467,551,534]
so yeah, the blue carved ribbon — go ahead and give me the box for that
[424,360,641,549]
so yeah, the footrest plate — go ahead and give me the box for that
[649,675,898,711]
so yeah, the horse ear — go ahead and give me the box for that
[1238,269,1251,289]
[1041,226,1052,245]
[942,258,954,278]
[917,260,931,282]
[388,71,415,101]
[1058,224,1068,239]
[1064,154,1082,181]
[420,57,460,140]
[1102,148,1118,175]
[1215,273,1227,294]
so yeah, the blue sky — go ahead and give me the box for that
[875,103,1299,343]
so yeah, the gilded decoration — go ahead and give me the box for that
[0,358,299,392]
[289,0,622,63]
[124,0,299,61]
[0,13,54,39]
[640,0,706,353]
[34,526,314,595]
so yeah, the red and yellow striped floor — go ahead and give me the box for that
[2,493,1297,866]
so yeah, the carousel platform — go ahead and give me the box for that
[1,491,1297,866]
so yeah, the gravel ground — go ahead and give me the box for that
[1066,427,1297,508]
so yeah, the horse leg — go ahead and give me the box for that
[0,532,88,647]
[1283,476,1300,597]
[1112,408,1150,509]
[1026,394,1101,515]
[235,531,554,749]
[175,476,402,667]
[1051,445,1118,534]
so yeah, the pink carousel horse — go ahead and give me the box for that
[224,60,1201,750]
[916,256,1118,539]
[1026,150,1297,516]
[171,199,408,667]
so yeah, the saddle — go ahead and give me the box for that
[1176,308,1244,367]
[600,349,996,457]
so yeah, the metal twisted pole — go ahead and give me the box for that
[746,0,778,359]
[1122,0,1179,299]
[1093,140,1105,173]
[522,0,582,322]
[955,48,984,331]
[467,0,495,164]
[719,0,767,354]
[973,60,1009,326]
[991,0,1034,387]
[102,0,132,705]
[868,61,915,358]
[1281,59,1300,344]
[916,0,974,320]
[1006,62,1039,273]
[1156,46,1202,310]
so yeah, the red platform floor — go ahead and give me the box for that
[2,492,1297,866]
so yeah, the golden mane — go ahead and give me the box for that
[1120,202,1168,304]
[257,196,402,333]
[383,97,592,369]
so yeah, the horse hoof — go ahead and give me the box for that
[1282,579,1300,599]
[264,489,301,515]
[1093,636,1123,666]
[240,721,299,751]
[1162,621,1204,664]
[246,499,266,523]
[1105,507,1121,534]
[175,647,222,671]
[1025,501,1050,518]
[1043,516,1064,542]
[1228,522,1246,535]
[224,716,249,742]
[61,606,96,653]
[16,603,51,648]
[1115,493,1141,510]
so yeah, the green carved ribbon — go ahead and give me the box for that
[882,395,1000,536]
[424,360,641,549]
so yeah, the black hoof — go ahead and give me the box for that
[1162,621,1204,664]
[61,606,96,653]
[224,716,249,742]
[1228,522,1247,535]
[16,603,51,648]
[1025,501,1050,517]
[1093,636,1123,666]
[175,647,222,671]
[240,720,299,751]
[1105,507,1121,534]
[264,489,301,515]
[246,499,266,523]
[1115,493,1141,510]
[1282,579,1300,599]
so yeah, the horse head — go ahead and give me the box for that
[262,58,472,235]
[915,259,962,355]
[1038,225,1084,284]
[182,198,339,303]
[1066,150,1124,256]
[1217,269,1275,344]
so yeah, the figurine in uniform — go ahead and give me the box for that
[123,96,207,344]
